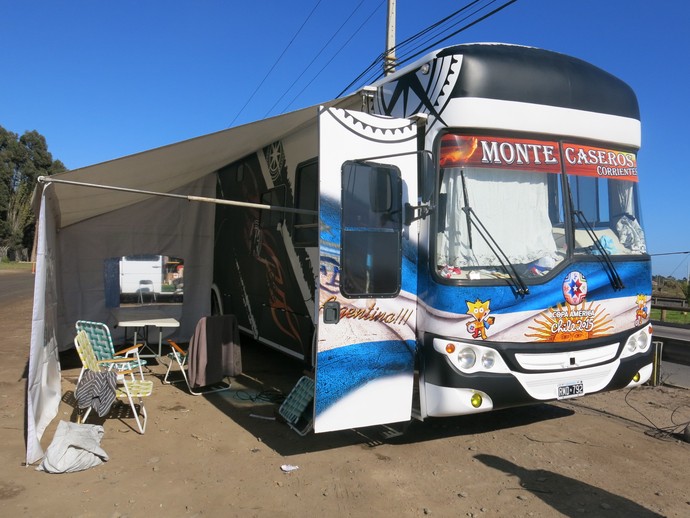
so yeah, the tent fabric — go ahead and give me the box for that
[27,192,62,465]
[38,97,356,230]
[26,93,361,465]
[55,174,215,349]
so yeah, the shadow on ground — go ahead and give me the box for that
[149,339,573,456]
[58,336,575,457]
[476,453,663,517]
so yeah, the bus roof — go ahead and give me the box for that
[380,43,639,121]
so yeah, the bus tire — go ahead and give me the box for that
[211,284,224,316]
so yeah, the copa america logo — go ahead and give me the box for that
[563,271,588,305]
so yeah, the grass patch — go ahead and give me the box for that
[0,261,33,271]
[651,308,690,325]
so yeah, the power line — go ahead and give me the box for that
[650,251,690,280]
[392,0,488,62]
[338,0,519,96]
[263,0,370,118]
[281,1,385,114]
[386,0,520,79]
[394,0,483,55]
[337,0,487,97]
[228,0,323,127]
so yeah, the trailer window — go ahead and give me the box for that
[294,159,318,246]
[103,255,184,307]
[340,161,402,298]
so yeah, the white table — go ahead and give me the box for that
[112,308,180,358]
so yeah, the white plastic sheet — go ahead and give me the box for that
[37,421,109,474]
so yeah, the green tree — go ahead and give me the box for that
[0,125,65,259]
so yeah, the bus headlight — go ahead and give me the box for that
[481,351,496,369]
[458,348,476,370]
[433,338,510,374]
[622,327,653,358]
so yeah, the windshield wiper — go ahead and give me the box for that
[460,170,529,296]
[571,209,625,290]
[563,175,624,291]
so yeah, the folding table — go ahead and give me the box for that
[112,308,180,358]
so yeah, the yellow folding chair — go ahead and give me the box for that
[76,320,147,382]
[74,330,153,434]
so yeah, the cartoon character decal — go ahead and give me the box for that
[466,299,495,340]
[635,294,649,326]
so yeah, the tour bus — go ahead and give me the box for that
[211,43,652,433]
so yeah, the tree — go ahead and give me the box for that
[0,125,65,259]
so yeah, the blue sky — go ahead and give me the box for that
[2,0,689,277]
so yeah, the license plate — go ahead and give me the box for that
[557,381,584,399]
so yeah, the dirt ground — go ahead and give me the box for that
[1,269,689,517]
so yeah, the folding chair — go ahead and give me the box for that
[74,330,153,434]
[76,320,147,381]
[164,315,241,396]
[138,279,157,304]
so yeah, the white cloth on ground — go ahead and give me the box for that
[36,420,109,473]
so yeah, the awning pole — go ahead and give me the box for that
[37,176,318,216]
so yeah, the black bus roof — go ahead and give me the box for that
[429,43,639,120]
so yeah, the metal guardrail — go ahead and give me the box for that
[651,320,690,366]
[652,303,689,323]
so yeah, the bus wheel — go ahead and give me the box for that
[211,285,223,316]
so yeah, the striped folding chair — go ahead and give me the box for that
[74,330,153,434]
[76,320,147,381]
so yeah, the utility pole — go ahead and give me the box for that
[384,0,397,75]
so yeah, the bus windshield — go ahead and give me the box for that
[563,142,646,256]
[434,134,646,282]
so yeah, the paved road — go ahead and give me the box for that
[652,322,690,388]
[653,322,690,342]
[0,269,34,306]
[661,361,690,389]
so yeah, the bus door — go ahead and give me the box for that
[315,106,419,432]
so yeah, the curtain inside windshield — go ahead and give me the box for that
[437,166,565,280]
[564,142,646,256]
[434,134,645,283]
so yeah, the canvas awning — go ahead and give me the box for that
[36,93,360,229]
[27,93,360,465]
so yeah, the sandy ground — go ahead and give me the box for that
[1,269,689,517]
